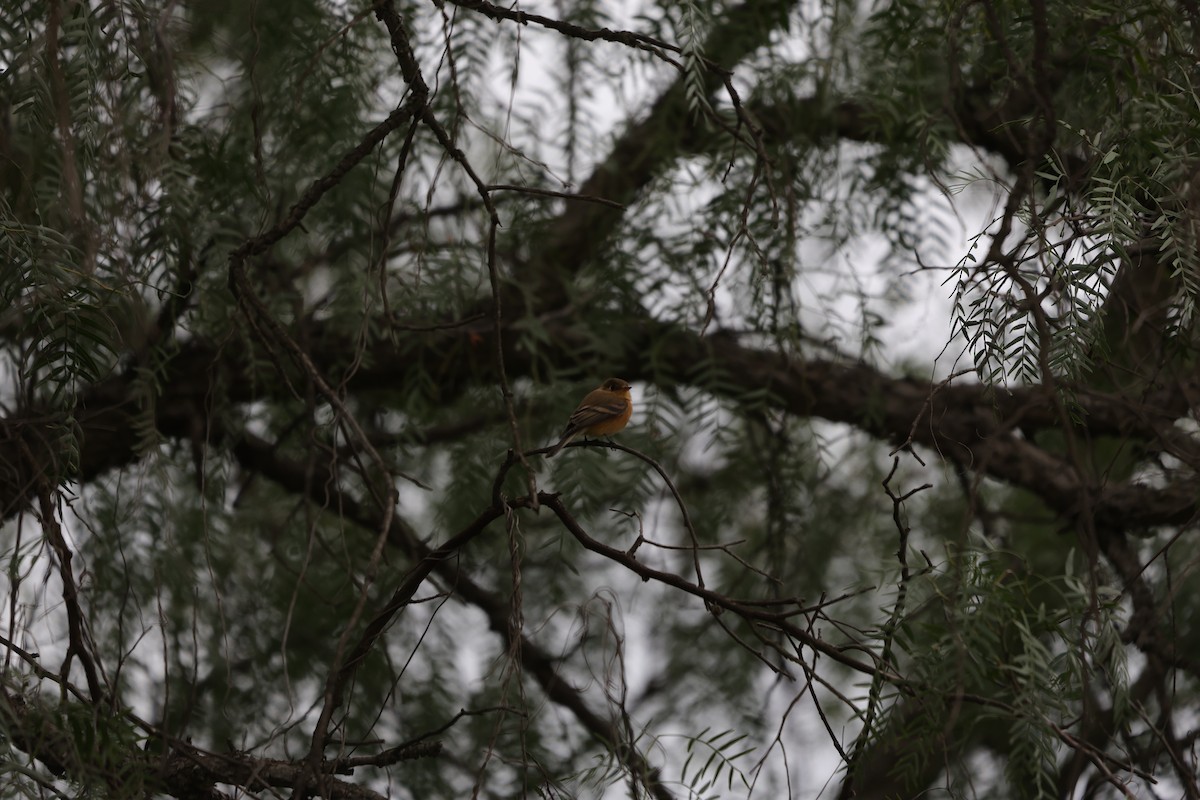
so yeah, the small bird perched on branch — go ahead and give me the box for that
[546,378,632,457]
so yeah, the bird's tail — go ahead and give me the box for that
[545,431,576,458]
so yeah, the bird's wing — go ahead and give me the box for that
[563,394,628,435]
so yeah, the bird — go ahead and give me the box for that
[546,378,632,457]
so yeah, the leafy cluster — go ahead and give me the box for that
[1,1,1198,799]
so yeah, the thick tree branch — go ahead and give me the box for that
[2,321,1195,529]
[484,0,796,310]
[0,686,388,800]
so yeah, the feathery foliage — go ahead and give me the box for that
[2,1,1199,798]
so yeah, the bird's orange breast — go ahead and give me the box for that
[583,393,632,436]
